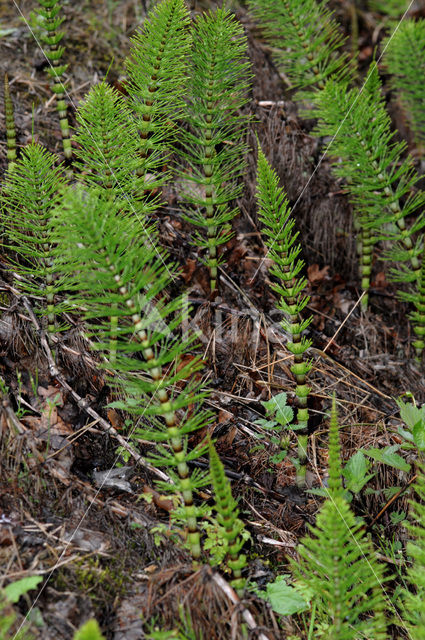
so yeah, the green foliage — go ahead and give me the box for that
[0,577,43,640]
[125,0,191,192]
[1,142,68,333]
[3,75,16,172]
[178,7,250,292]
[363,445,411,473]
[342,450,375,497]
[313,64,425,311]
[254,391,294,463]
[385,19,425,145]
[397,396,425,453]
[256,574,309,617]
[208,440,247,594]
[35,0,71,160]
[3,577,42,604]
[369,0,409,18]
[51,186,210,559]
[72,80,150,211]
[73,620,105,640]
[256,145,312,486]
[247,0,351,100]
[400,466,425,638]
[291,398,389,639]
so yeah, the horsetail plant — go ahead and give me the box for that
[178,7,250,294]
[256,145,312,488]
[384,19,425,146]
[35,0,72,162]
[400,465,425,638]
[72,80,154,216]
[291,397,388,639]
[51,186,210,559]
[3,74,17,173]
[247,0,351,102]
[124,0,191,193]
[1,142,67,337]
[208,439,247,595]
[393,243,425,360]
[313,64,425,309]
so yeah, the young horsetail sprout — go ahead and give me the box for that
[291,397,388,639]
[208,440,247,595]
[51,187,211,559]
[256,145,312,488]
[178,7,250,294]
[124,0,192,193]
[4,74,17,172]
[35,0,72,162]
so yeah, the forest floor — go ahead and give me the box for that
[1,0,425,638]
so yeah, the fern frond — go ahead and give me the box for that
[247,0,351,101]
[1,142,67,333]
[385,19,425,145]
[401,465,425,638]
[51,186,210,558]
[208,440,247,595]
[178,7,250,293]
[124,0,191,191]
[256,144,312,487]
[292,398,388,639]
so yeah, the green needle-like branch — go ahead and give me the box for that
[178,7,250,294]
[256,144,312,487]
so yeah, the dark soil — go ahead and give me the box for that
[1,1,425,639]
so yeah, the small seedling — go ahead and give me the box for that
[254,392,294,464]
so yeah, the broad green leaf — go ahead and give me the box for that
[73,619,106,640]
[264,576,309,616]
[343,451,375,493]
[4,576,43,603]
[398,426,414,443]
[262,392,294,426]
[412,420,425,451]
[364,445,410,473]
[396,398,425,431]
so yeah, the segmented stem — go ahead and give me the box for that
[125,0,191,192]
[360,224,373,310]
[256,146,312,487]
[180,8,250,295]
[108,261,201,558]
[411,245,425,360]
[36,0,72,161]
[4,74,17,172]
[209,440,247,594]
